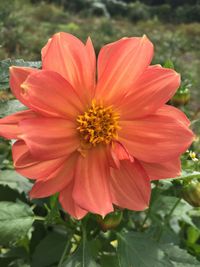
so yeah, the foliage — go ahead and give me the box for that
[31,0,200,23]
[0,201,34,246]
[118,232,200,266]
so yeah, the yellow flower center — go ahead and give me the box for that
[77,100,120,146]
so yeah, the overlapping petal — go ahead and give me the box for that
[42,32,96,102]
[59,181,88,219]
[9,66,38,105]
[110,160,151,210]
[141,157,181,180]
[29,153,78,198]
[19,117,79,160]
[21,70,84,119]
[73,147,113,216]
[108,142,134,169]
[0,110,36,139]
[119,105,194,163]
[157,105,191,127]
[119,65,181,120]
[96,36,153,104]
[12,140,67,179]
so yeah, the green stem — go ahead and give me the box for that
[34,216,45,221]
[57,234,72,267]
[141,181,160,228]
[156,197,181,242]
[82,220,87,267]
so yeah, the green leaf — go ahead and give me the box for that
[63,240,99,267]
[0,170,32,194]
[117,232,200,267]
[0,258,12,267]
[186,226,200,244]
[0,59,41,90]
[117,232,173,267]
[100,254,120,267]
[0,246,29,267]
[162,244,199,266]
[151,196,194,232]
[0,185,25,202]
[0,99,26,117]
[180,171,200,181]
[0,201,34,245]
[31,232,68,267]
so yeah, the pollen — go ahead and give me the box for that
[77,100,120,146]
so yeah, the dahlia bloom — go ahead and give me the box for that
[0,33,194,219]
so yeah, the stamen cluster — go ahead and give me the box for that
[77,100,120,146]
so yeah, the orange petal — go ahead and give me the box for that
[12,140,67,179]
[141,157,181,180]
[157,105,190,127]
[86,37,96,96]
[120,65,181,120]
[42,32,95,102]
[0,110,36,139]
[73,147,113,217]
[29,153,77,198]
[21,70,84,119]
[96,36,153,104]
[59,181,88,220]
[41,37,52,59]
[108,142,134,169]
[19,117,79,160]
[9,66,38,105]
[119,105,194,163]
[110,160,151,210]
[112,141,134,162]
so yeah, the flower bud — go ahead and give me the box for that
[96,210,123,231]
[182,180,200,207]
[172,88,190,106]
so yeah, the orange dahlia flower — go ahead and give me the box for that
[0,33,194,219]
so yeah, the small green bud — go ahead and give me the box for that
[96,210,123,231]
[182,180,200,207]
[44,206,64,226]
[172,89,190,106]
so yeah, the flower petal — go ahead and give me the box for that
[19,117,79,160]
[157,105,191,127]
[120,65,181,120]
[0,110,36,139]
[73,147,113,216]
[110,160,151,210]
[41,37,52,59]
[29,153,77,198]
[12,140,67,179]
[141,158,181,180]
[96,36,153,104]
[112,141,134,162]
[108,142,134,169]
[119,106,194,163]
[59,181,88,220]
[9,66,38,105]
[42,32,95,102]
[21,70,84,119]
[86,37,96,94]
